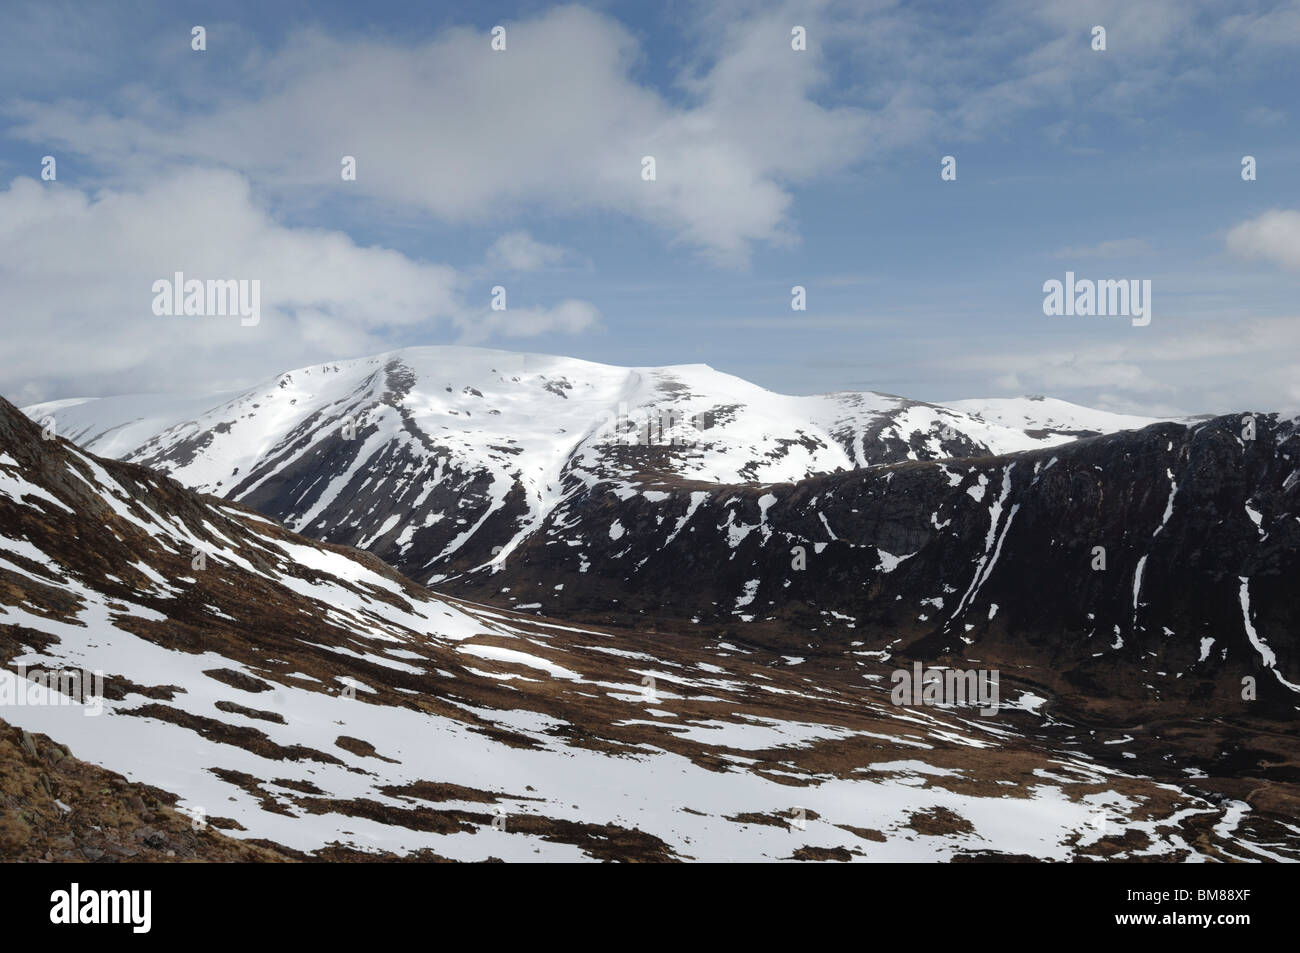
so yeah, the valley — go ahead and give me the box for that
[6,347,1299,862]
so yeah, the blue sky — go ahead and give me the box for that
[1,0,1298,414]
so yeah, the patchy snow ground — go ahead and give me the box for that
[1,414,1282,862]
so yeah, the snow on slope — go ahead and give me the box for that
[947,396,1166,439]
[26,391,243,461]
[27,347,1093,488]
[0,397,1279,861]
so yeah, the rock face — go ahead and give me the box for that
[0,721,298,863]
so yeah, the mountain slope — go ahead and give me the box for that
[946,396,1166,440]
[450,411,1300,719]
[3,395,1295,861]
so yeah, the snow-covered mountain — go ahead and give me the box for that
[946,396,1170,440]
[464,407,1300,718]
[21,346,1295,726]
[23,346,1163,587]
[2,395,1294,861]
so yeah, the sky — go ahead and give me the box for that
[1,0,1298,416]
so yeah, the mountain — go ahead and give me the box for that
[2,395,1296,861]
[946,395,1176,440]
[456,409,1300,719]
[24,346,1163,590]
[25,347,1299,716]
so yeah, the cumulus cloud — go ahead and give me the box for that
[456,299,600,344]
[486,231,574,272]
[6,6,873,266]
[8,3,1293,266]
[0,171,598,402]
[2,1,1297,408]
[1226,209,1300,272]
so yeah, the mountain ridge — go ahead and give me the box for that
[23,345,1171,589]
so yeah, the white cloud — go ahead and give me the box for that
[1226,209,1300,272]
[6,6,873,266]
[3,1,1296,410]
[456,299,600,345]
[8,3,1293,267]
[0,171,598,402]
[486,231,572,272]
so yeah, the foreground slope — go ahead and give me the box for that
[2,396,1293,861]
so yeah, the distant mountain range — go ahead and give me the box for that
[24,346,1170,586]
